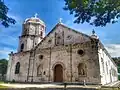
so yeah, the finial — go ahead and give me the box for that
[91,29,99,39]
[59,18,63,23]
[34,13,38,18]
[10,51,13,55]
[92,29,95,35]
[11,51,13,54]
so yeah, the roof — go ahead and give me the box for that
[99,41,118,67]
[24,16,45,26]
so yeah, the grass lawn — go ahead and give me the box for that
[0,85,7,88]
[0,81,8,88]
[0,81,4,84]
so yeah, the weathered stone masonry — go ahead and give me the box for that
[6,15,118,85]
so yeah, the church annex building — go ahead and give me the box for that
[6,15,118,85]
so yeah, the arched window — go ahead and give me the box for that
[39,55,43,59]
[37,65,42,76]
[78,63,86,76]
[40,31,43,37]
[20,43,24,52]
[101,58,105,73]
[106,62,108,74]
[15,62,20,74]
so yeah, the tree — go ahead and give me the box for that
[0,59,8,77]
[112,57,120,80]
[63,0,120,27]
[0,0,16,27]
[112,57,120,66]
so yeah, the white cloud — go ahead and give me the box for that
[0,13,21,59]
[7,13,23,26]
[0,47,16,60]
[0,33,18,59]
[105,44,120,57]
[0,34,18,47]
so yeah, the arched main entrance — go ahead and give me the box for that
[54,64,63,82]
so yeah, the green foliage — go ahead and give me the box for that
[0,81,4,84]
[0,0,16,27]
[112,57,120,80]
[112,57,120,66]
[118,67,120,73]
[118,75,120,80]
[12,79,15,83]
[64,0,120,27]
[0,59,8,76]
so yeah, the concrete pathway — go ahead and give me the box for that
[104,81,120,87]
[0,83,100,89]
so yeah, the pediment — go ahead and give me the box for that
[35,23,92,50]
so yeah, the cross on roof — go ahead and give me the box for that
[92,29,95,35]
[59,18,63,23]
[34,13,38,18]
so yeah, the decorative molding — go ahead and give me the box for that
[52,62,66,70]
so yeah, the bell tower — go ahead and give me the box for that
[18,14,46,52]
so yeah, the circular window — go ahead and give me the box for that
[67,35,72,40]
[39,55,43,59]
[77,49,84,56]
[48,39,52,43]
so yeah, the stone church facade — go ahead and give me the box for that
[6,15,118,85]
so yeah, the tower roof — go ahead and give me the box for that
[24,14,45,26]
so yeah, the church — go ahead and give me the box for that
[6,15,118,85]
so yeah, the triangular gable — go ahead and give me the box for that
[35,23,93,50]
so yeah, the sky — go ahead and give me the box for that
[0,0,120,59]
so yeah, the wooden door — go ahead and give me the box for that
[54,64,63,82]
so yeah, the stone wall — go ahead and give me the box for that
[98,48,118,85]
[6,51,30,82]
[36,24,91,49]
[31,41,101,84]
[7,23,116,85]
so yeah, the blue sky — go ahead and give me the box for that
[0,0,120,59]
